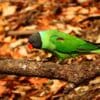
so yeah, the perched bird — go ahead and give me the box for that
[28,29,100,60]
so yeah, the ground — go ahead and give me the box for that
[0,0,100,100]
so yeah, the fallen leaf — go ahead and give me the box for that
[22,25,37,30]
[0,43,11,56]
[0,85,7,96]
[49,80,66,94]
[4,36,12,43]
[75,86,89,95]
[0,25,4,34]
[78,8,89,15]
[13,85,31,96]
[89,7,98,15]
[28,78,48,89]
[18,46,28,56]
[30,95,50,100]
[96,35,100,43]
[64,25,82,35]
[9,39,28,49]
[2,5,17,16]
[89,77,100,85]
[85,54,96,60]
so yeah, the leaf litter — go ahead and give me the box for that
[0,0,100,99]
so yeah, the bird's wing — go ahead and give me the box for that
[50,34,76,53]
[50,34,98,53]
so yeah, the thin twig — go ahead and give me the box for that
[8,30,38,36]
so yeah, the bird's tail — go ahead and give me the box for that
[87,41,100,54]
[91,49,100,53]
[90,43,100,53]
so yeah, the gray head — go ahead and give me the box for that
[28,32,42,49]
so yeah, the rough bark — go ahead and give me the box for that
[0,58,100,84]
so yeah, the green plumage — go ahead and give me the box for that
[29,29,100,60]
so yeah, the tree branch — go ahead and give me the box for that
[8,30,38,36]
[0,58,100,84]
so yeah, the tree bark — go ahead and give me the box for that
[0,58,100,84]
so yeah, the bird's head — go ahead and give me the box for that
[28,32,42,49]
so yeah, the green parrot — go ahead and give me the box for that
[28,29,100,60]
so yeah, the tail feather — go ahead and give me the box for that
[87,41,100,48]
[93,43,100,48]
[87,41,100,53]
[91,49,100,53]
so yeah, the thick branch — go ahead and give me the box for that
[0,58,100,84]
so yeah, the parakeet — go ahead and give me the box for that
[28,29,100,60]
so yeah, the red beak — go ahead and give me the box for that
[28,43,33,49]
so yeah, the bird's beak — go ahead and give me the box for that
[28,43,33,49]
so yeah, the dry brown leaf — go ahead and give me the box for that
[28,78,48,89]
[96,35,100,43]
[30,95,51,100]
[11,48,23,59]
[0,43,11,56]
[21,25,37,30]
[77,0,91,4]
[56,23,65,30]
[0,34,5,42]
[18,46,28,57]
[85,54,96,60]
[49,80,66,94]
[73,15,87,23]
[77,0,92,6]
[89,7,98,15]
[75,86,89,95]
[2,5,17,16]
[12,85,31,96]
[4,36,12,43]
[62,6,82,21]
[78,8,89,15]
[38,0,47,4]
[64,25,82,35]
[0,80,7,86]
[0,25,4,34]
[0,85,7,96]
[9,39,28,49]
[89,77,100,85]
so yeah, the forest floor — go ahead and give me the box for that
[0,0,100,100]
